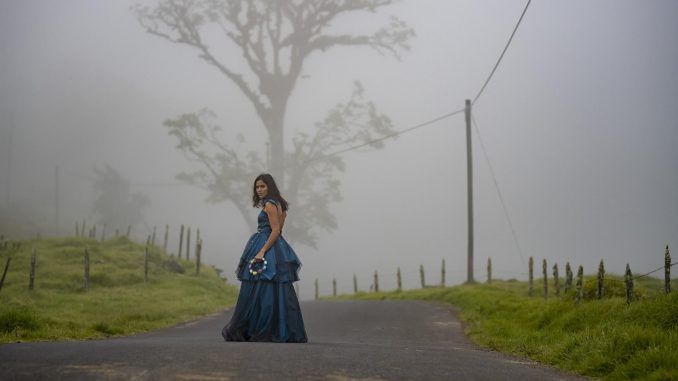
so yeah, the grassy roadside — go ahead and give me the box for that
[0,236,237,343]
[327,279,677,381]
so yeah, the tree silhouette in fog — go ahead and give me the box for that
[134,0,414,247]
[92,165,150,233]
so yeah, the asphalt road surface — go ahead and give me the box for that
[1,300,586,380]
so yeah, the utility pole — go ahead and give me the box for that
[465,99,474,283]
[5,114,13,210]
[55,165,60,236]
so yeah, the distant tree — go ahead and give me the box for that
[92,165,150,232]
[134,0,415,247]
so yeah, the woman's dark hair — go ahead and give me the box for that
[252,173,289,211]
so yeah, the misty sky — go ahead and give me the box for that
[1,0,677,299]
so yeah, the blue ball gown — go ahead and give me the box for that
[222,198,308,343]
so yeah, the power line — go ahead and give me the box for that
[270,108,466,171]
[472,113,526,267]
[472,0,532,105]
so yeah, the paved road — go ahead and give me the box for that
[1,300,585,380]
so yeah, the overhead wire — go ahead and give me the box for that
[472,113,526,267]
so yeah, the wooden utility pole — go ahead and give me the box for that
[464,99,474,283]
[55,165,60,236]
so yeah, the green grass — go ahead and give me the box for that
[0,236,237,343]
[328,278,678,381]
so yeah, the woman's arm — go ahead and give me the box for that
[254,202,282,260]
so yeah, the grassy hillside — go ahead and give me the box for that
[0,236,238,343]
[329,278,678,381]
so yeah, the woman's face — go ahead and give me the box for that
[255,179,268,199]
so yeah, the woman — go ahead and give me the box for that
[222,173,308,343]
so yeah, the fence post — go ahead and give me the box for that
[528,256,534,296]
[144,245,149,283]
[374,271,379,292]
[195,239,202,276]
[29,248,36,290]
[575,265,583,304]
[564,262,572,293]
[186,227,191,260]
[92,225,97,240]
[81,219,86,237]
[487,257,492,284]
[665,245,671,294]
[353,274,358,294]
[0,257,11,292]
[441,258,446,287]
[163,225,169,252]
[75,221,79,237]
[84,247,90,291]
[151,226,156,247]
[331,278,336,296]
[314,278,319,300]
[597,259,605,299]
[115,229,119,237]
[101,223,107,242]
[178,224,184,258]
[397,267,402,291]
[420,264,425,288]
[552,263,560,297]
[542,259,548,299]
[126,225,131,239]
[625,263,634,305]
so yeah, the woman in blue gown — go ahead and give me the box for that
[222,173,308,343]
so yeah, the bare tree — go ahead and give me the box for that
[134,0,414,247]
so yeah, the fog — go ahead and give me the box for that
[1,1,677,300]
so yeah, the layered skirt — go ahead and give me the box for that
[222,230,307,343]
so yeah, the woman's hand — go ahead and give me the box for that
[254,250,265,262]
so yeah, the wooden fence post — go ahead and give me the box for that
[552,263,560,297]
[83,248,90,291]
[420,264,425,288]
[81,219,86,237]
[625,263,634,305]
[163,225,169,252]
[126,225,131,238]
[441,258,446,287]
[353,274,358,294]
[92,225,97,240]
[564,262,573,293]
[333,278,337,297]
[186,227,191,260]
[178,224,184,258]
[144,245,149,283]
[146,235,151,247]
[314,278,319,300]
[29,248,36,290]
[151,226,156,247]
[528,256,534,296]
[597,259,605,299]
[542,259,548,299]
[0,257,11,292]
[195,239,202,276]
[374,271,379,292]
[665,245,671,294]
[397,267,402,291]
[487,257,492,284]
[101,223,106,242]
[575,265,583,304]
